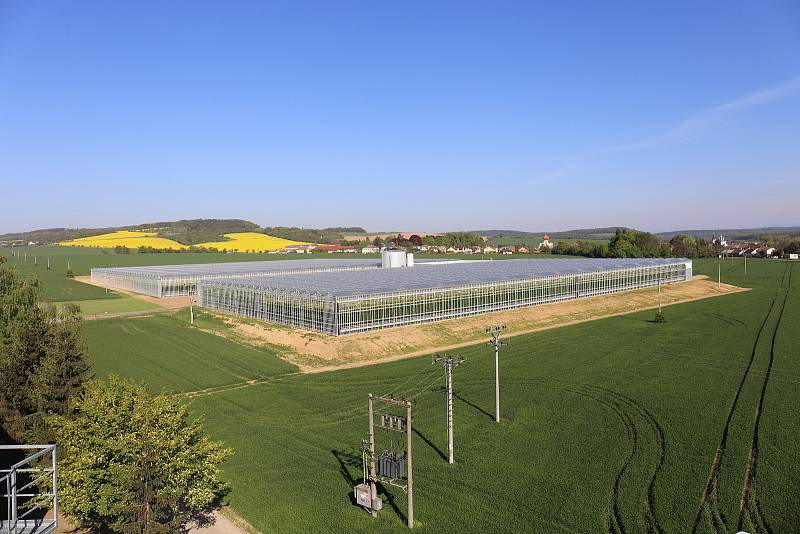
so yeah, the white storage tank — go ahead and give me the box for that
[382,249,407,268]
[406,253,414,267]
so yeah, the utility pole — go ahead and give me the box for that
[405,399,413,528]
[433,354,465,464]
[189,289,195,325]
[367,394,377,518]
[744,254,747,275]
[658,279,662,314]
[486,325,507,423]
[361,394,414,527]
[47,257,50,270]
[66,259,70,272]
[718,263,721,289]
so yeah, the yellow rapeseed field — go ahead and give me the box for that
[59,231,187,250]
[195,232,308,252]
[59,231,307,252]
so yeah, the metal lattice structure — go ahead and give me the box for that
[197,258,692,336]
[91,258,389,297]
[1,445,58,534]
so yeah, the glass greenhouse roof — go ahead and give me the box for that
[92,258,388,279]
[200,258,690,297]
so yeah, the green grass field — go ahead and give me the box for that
[79,257,799,532]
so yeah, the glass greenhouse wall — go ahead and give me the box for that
[197,258,692,336]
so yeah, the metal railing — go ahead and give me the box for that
[1,445,58,534]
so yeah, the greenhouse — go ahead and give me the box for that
[196,258,692,336]
[90,258,388,297]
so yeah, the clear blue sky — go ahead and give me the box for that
[1,1,798,234]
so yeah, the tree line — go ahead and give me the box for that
[0,265,229,533]
[550,229,719,258]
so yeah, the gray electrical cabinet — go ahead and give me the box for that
[354,483,382,511]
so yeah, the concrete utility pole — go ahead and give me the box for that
[745,254,747,275]
[433,354,465,464]
[658,279,662,314]
[189,290,195,325]
[47,257,50,270]
[66,260,70,272]
[486,325,507,423]
[718,263,721,289]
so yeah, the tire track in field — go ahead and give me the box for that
[692,264,788,533]
[737,263,792,533]
[506,378,665,534]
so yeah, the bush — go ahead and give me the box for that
[66,269,75,278]
[654,310,667,323]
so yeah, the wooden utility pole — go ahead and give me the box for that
[365,394,414,527]
[486,326,507,423]
[405,400,413,528]
[368,394,377,518]
[433,354,465,464]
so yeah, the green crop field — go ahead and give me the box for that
[73,258,800,532]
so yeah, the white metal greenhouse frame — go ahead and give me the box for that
[90,259,388,297]
[196,258,692,336]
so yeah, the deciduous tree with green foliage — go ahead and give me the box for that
[0,267,89,442]
[48,376,232,534]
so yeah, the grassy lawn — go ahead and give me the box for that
[79,258,799,532]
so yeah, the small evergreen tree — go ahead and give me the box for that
[0,268,89,442]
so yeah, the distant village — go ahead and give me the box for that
[277,233,799,259]
[3,232,799,260]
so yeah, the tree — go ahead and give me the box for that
[48,376,232,533]
[0,267,89,442]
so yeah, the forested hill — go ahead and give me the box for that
[0,221,370,246]
[0,219,260,245]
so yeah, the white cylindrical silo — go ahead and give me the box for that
[382,250,407,268]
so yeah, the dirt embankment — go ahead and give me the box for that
[198,275,747,373]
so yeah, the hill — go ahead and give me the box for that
[0,219,260,245]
